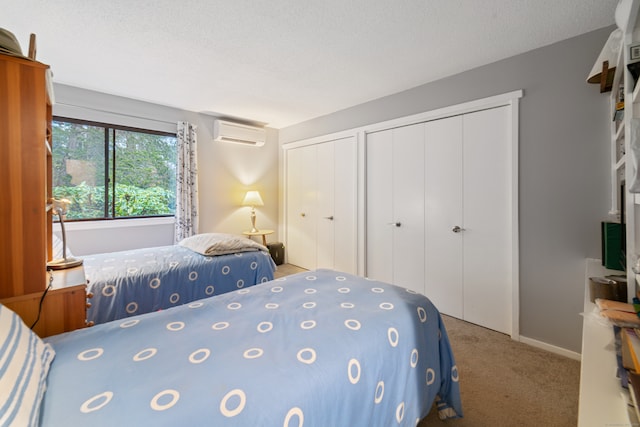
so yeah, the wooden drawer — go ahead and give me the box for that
[1,266,91,338]
[1,284,88,338]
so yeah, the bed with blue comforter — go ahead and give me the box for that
[83,233,276,324]
[30,269,462,426]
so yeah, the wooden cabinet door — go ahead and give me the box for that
[0,55,50,298]
[1,284,87,338]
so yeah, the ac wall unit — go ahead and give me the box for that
[213,119,266,146]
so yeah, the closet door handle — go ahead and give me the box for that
[324,216,334,220]
[387,222,401,227]
[452,225,464,233]
[300,213,306,217]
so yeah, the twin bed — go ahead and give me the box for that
[2,269,463,426]
[57,233,277,324]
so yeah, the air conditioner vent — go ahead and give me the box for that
[213,120,266,146]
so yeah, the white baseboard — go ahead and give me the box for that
[518,335,581,361]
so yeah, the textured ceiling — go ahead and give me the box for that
[1,0,617,128]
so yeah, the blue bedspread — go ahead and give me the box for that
[42,269,462,426]
[83,245,276,324]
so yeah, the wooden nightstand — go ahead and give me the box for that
[243,229,274,246]
[0,265,91,337]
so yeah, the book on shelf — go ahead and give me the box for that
[621,328,640,372]
[614,102,625,122]
[617,327,640,421]
[630,370,640,422]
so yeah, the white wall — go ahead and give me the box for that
[279,27,614,354]
[52,84,280,255]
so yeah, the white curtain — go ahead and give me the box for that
[175,121,199,243]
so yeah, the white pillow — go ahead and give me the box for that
[0,304,56,427]
[178,232,267,256]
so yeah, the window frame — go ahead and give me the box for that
[52,116,178,222]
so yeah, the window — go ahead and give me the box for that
[52,117,177,220]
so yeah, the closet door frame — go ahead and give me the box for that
[361,90,522,340]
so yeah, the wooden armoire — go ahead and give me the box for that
[0,51,88,336]
[0,52,52,297]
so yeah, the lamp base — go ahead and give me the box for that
[249,208,259,233]
[47,257,83,270]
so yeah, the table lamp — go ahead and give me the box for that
[242,191,264,233]
[47,198,83,270]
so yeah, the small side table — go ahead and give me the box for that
[0,265,90,338]
[243,229,274,246]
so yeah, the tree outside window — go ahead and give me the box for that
[52,118,177,220]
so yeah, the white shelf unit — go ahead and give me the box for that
[611,44,626,219]
[579,3,640,425]
[624,1,640,301]
[578,260,638,426]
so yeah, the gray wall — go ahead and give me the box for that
[280,27,614,353]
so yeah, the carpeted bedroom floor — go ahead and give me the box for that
[273,263,308,278]
[274,264,581,426]
[421,315,580,427]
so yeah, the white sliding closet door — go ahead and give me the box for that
[367,104,514,335]
[424,106,512,334]
[286,145,317,270]
[392,124,425,292]
[366,124,425,294]
[316,142,335,270]
[366,130,394,284]
[316,139,358,273]
[285,137,357,273]
[331,139,357,274]
[424,116,464,319]
[462,106,511,334]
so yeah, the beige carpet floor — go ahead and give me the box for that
[274,265,581,426]
[421,315,580,427]
[273,263,308,278]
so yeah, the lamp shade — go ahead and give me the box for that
[242,191,264,207]
[586,28,623,90]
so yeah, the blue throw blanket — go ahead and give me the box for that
[83,245,276,324]
[43,269,463,426]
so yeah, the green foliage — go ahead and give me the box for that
[113,184,175,217]
[53,183,103,219]
[51,120,177,220]
[54,183,175,219]
[114,130,177,189]
[51,121,105,189]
